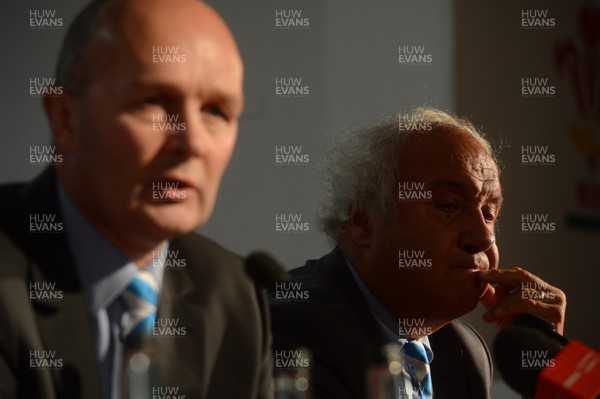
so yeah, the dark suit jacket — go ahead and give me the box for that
[0,168,273,399]
[268,248,492,399]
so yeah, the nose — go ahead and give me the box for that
[164,106,205,158]
[458,210,496,254]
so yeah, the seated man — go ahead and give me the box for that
[268,108,566,399]
[0,0,272,398]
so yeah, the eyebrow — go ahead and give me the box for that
[123,77,244,111]
[209,90,245,115]
[431,178,504,205]
[113,75,174,94]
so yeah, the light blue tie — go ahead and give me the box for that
[401,340,433,398]
[123,270,159,337]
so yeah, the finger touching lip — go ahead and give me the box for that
[452,263,487,271]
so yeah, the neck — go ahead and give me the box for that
[89,220,167,268]
[57,168,168,268]
[87,217,166,268]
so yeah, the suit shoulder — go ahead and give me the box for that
[172,232,242,267]
[170,232,252,291]
[267,261,333,317]
[268,255,374,349]
[448,319,490,358]
[269,255,342,303]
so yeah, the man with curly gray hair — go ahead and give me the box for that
[269,108,566,399]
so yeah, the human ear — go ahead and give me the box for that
[346,204,373,247]
[42,90,78,154]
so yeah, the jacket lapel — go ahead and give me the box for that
[309,247,392,389]
[428,337,469,399]
[317,248,383,351]
[157,236,210,397]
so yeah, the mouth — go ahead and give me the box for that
[452,264,487,272]
[157,175,196,188]
[151,176,196,202]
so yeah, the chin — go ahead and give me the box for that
[444,291,480,320]
[146,204,205,237]
[465,296,480,313]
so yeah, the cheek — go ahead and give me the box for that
[372,225,409,268]
[116,117,164,162]
[77,109,140,164]
[399,205,444,245]
[207,133,237,180]
[82,119,157,203]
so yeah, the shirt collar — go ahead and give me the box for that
[344,256,431,351]
[57,181,166,313]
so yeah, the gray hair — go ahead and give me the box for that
[317,107,498,242]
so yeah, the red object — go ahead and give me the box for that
[535,340,600,399]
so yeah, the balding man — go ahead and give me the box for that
[0,0,272,398]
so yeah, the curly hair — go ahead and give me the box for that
[317,107,498,243]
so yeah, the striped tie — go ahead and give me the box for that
[401,340,433,398]
[123,270,159,337]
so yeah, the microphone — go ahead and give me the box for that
[245,251,289,290]
[494,326,562,397]
[513,312,569,346]
[494,326,600,399]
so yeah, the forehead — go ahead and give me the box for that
[87,0,243,97]
[399,127,500,191]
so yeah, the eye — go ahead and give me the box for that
[203,104,227,120]
[144,95,163,105]
[437,202,458,212]
[483,211,496,222]
[482,205,499,223]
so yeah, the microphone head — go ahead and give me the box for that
[514,312,555,332]
[494,326,562,397]
[245,251,289,290]
[514,312,569,347]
